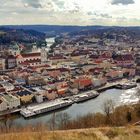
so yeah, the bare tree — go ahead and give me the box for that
[47,112,57,131]
[2,114,15,133]
[56,112,70,129]
[102,99,115,125]
[136,87,140,103]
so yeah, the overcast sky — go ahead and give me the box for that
[0,0,140,26]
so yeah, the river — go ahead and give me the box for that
[45,37,55,47]
[10,87,139,126]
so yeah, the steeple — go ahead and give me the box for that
[41,47,48,64]
[32,44,38,53]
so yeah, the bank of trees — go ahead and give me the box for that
[62,101,140,130]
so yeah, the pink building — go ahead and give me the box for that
[16,52,41,67]
[114,54,134,67]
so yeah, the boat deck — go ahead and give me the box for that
[20,98,73,117]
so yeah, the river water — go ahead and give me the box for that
[45,37,55,47]
[11,87,139,126]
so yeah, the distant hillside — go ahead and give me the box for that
[69,26,140,40]
[2,25,140,39]
[0,27,45,45]
[0,25,115,35]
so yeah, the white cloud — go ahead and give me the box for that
[0,0,140,26]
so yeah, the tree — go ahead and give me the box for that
[56,113,70,129]
[126,111,132,122]
[2,114,15,133]
[102,99,115,125]
[136,87,140,103]
[135,88,140,118]
[48,112,57,131]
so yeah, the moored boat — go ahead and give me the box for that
[20,98,73,118]
[115,82,137,89]
[74,91,99,103]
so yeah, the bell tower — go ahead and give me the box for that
[41,47,48,64]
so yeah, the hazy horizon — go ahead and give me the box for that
[1,24,140,27]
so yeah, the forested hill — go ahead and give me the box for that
[1,25,140,45]
[2,25,112,35]
[3,25,140,39]
[0,27,45,45]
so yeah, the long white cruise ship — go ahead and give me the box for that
[20,98,73,118]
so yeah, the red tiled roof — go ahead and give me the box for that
[99,53,112,59]
[0,88,6,93]
[114,54,134,61]
[57,88,67,95]
[31,64,50,69]
[94,60,102,63]
[59,68,70,72]
[89,55,99,59]
[71,50,93,56]
[46,68,70,72]
[19,61,29,65]
[49,54,66,60]
[16,54,23,59]
[75,78,92,87]
[22,53,41,58]
[20,59,41,64]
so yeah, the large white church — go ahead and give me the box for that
[16,44,49,67]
